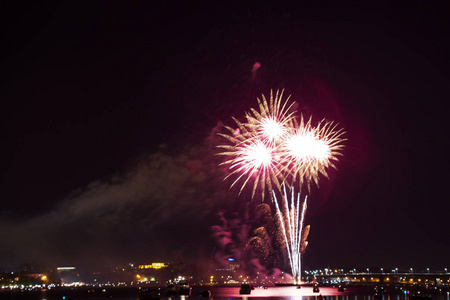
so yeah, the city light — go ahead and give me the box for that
[1,264,450,293]
[138,263,168,269]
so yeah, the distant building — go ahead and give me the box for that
[57,267,79,285]
[138,263,169,270]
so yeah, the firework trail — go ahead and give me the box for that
[273,185,308,284]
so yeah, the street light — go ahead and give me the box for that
[427,268,430,273]
[410,268,413,273]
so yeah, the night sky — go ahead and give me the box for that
[1,2,449,272]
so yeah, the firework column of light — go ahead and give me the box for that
[217,90,345,284]
[273,185,308,284]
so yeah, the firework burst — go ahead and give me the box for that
[282,115,346,190]
[217,90,345,200]
[246,89,297,144]
[217,90,296,201]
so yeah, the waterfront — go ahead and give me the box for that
[1,285,450,300]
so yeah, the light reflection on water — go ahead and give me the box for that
[209,286,363,299]
[202,286,450,300]
[211,286,343,298]
[2,286,450,300]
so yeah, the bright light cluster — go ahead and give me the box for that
[273,186,309,284]
[217,89,345,201]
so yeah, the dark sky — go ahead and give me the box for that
[1,2,449,272]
